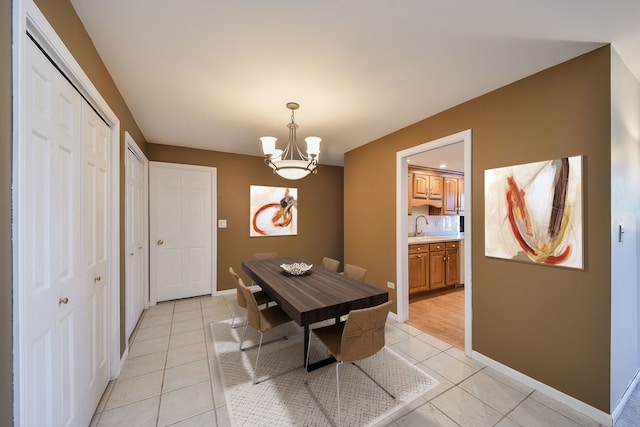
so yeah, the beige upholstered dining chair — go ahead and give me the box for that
[305,300,395,426]
[343,263,367,282]
[253,251,278,260]
[238,278,293,384]
[321,257,340,272]
[229,267,273,329]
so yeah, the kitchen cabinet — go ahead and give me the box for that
[443,177,464,215]
[429,241,459,289]
[412,173,443,201]
[408,244,429,294]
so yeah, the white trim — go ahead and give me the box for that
[395,129,472,355]
[13,1,122,421]
[612,369,640,424]
[148,161,218,305]
[472,350,613,426]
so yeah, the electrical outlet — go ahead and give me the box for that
[387,281,395,289]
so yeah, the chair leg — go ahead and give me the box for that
[336,362,342,427]
[239,322,249,351]
[383,348,397,400]
[252,332,264,384]
[230,305,241,328]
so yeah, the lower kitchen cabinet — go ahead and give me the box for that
[409,244,429,294]
[429,241,459,289]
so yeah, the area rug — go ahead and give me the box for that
[210,319,439,426]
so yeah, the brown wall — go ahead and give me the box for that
[1,0,13,423]
[345,47,612,411]
[33,0,148,353]
[146,144,344,290]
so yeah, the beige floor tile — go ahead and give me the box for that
[170,329,206,349]
[170,409,218,427]
[163,359,210,393]
[97,397,160,427]
[529,391,602,427]
[385,324,414,345]
[414,333,453,351]
[105,371,164,410]
[508,397,583,427]
[174,298,202,313]
[134,323,172,342]
[173,308,203,323]
[172,317,204,334]
[391,337,441,363]
[166,342,208,368]
[214,404,232,427]
[422,351,481,384]
[140,313,173,329]
[157,381,214,426]
[395,402,459,427]
[128,335,170,358]
[459,370,527,414]
[119,352,167,380]
[414,364,456,401]
[431,386,503,426]
[482,367,535,396]
[445,346,485,370]
[145,302,175,318]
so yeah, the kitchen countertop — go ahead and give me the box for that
[408,233,464,244]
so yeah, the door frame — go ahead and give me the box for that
[395,129,472,354]
[148,161,218,305]
[125,132,149,341]
[12,1,121,422]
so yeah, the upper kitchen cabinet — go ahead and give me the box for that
[409,167,462,215]
[443,177,464,215]
[412,172,443,201]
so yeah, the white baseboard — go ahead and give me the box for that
[116,346,128,379]
[472,350,612,426]
[612,369,640,423]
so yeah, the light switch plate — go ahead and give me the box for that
[218,219,227,228]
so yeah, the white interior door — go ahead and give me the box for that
[125,141,148,339]
[20,36,110,427]
[82,102,111,417]
[150,162,216,302]
[21,36,83,427]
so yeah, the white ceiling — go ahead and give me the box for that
[69,0,640,167]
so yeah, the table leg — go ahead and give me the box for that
[304,323,337,372]
[303,325,310,368]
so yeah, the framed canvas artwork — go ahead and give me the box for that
[250,185,297,237]
[484,156,583,269]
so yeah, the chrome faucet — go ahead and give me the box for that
[415,215,429,236]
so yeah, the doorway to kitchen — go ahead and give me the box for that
[395,129,472,354]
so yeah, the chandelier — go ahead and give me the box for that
[260,102,321,180]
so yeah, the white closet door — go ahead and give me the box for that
[21,37,84,427]
[150,162,214,302]
[82,102,111,417]
[125,146,147,339]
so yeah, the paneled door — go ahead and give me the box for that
[19,36,110,427]
[125,143,148,339]
[82,102,111,419]
[150,162,216,302]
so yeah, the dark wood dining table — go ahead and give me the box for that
[241,257,389,370]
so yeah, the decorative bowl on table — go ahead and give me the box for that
[280,262,313,276]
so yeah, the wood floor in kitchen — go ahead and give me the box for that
[408,287,464,348]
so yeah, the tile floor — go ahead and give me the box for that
[90,294,607,427]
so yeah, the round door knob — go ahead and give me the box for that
[157,239,164,245]
[59,297,69,305]
[130,252,134,256]
[94,276,101,283]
